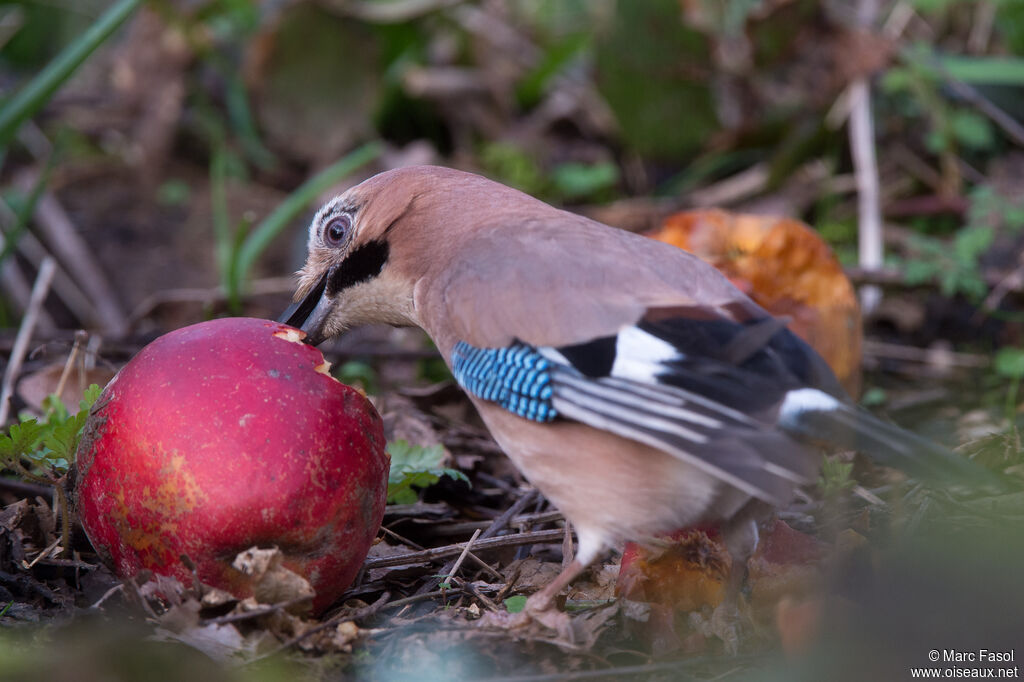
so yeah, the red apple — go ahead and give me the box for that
[74,317,389,613]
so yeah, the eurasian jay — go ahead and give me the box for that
[281,165,995,616]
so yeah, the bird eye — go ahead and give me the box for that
[324,215,351,247]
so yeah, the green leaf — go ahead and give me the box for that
[880,66,915,94]
[80,384,102,412]
[995,348,1024,380]
[819,456,855,497]
[386,440,469,504]
[903,258,940,285]
[504,595,527,613]
[550,161,619,200]
[939,55,1024,86]
[953,226,994,264]
[334,361,378,395]
[0,420,45,462]
[41,393,68,422]
[516,32,590,108]
[388,440,446,473]
[42,411,87,462]
[860,387,888,407]
[950,110,994,151]
[910,0,959,12]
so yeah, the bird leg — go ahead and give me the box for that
[525,558,586,613]
[516,558,588,642]
[709,507,765,653]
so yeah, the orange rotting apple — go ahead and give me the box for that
[74,317,389,613]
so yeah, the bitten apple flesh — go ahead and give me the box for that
[74,318,389,613]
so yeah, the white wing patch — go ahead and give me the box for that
[610,325,681,383]
[779,388,841,421]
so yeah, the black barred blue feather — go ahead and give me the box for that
[451,342,558,422]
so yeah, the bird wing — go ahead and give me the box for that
[430,216,842,504]
[431,214,766,350]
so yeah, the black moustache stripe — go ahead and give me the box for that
[328,239,390,295]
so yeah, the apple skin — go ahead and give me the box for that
[74,317,389,613]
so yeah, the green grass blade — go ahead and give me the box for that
[0,152,57,266]
[230,141,383,297]
[0,0,143,147]
[939,55,1024,86]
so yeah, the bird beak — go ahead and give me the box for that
[279,268,333,345]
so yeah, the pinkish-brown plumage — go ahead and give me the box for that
[282,166,994,624]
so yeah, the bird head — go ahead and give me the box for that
[280,167,434,344]
[281,165,552,345]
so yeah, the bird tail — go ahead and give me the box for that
[777,388,1009,491]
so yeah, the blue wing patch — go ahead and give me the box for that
[451,341,557,422]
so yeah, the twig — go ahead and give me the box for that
[245,591,391,663]
[200,596,312,626]
[853,485,888,508]
[461,579,501,612]
[848,0,883,315]
[363,528,567,570]
[382,587,464,611]
[0,201,95,328]
[416,490,539,595]
[53,330,87,403]
[428,509,564,536]
[863,339,988,368]
[320,0,462,23]
[17,176,127,336]
[25,536,61,569]
[686,163,769,208]
[0,205,56,334]
[442,528,481,586]
[968,1,996,54]
[845,263,1024,297]
[931,59,1024,148]
[561,520,574,569]
[979,260,1024,319]
[0,477,52,498]
[0,257,55,425]
[379,526,426,551]
[89,583,124,609]
[480,490,540,540]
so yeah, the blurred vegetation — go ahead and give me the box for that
[2,2,1024,676]
[2,1,1024,310]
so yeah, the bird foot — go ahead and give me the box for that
[708,601,743,655]
[686,601,745,654]
[480,593,576,644]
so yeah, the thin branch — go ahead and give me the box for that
[246,591,392,663]
[200,596,313,626]
[320,0,462,23]
[863,339,988,369]
[0,199,96,328]
[932,59,1024,147]
[415,490,539,595]
[442,527,481,586]
[0,257,55,425]
[848,0,883,314]
[363,528,567,571]
[18,178,127,335]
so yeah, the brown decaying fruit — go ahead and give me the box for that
[74,317,389,613]
[617,526,731,611]
[648,209,862,397]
